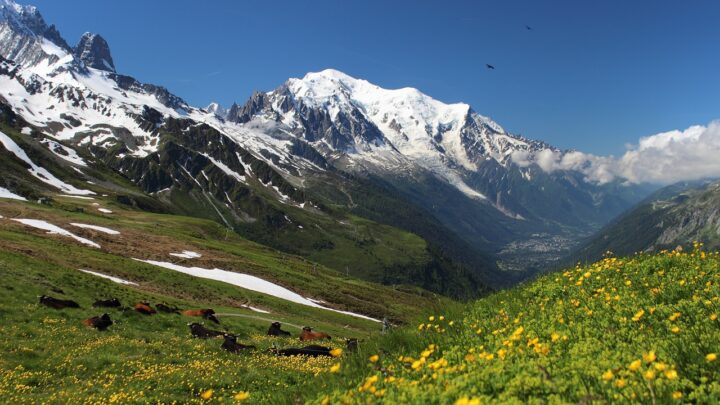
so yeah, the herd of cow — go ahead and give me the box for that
[38,295,358,358]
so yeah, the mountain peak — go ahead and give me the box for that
[205,102,227,118]
[74,32,114,72]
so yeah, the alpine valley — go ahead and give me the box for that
[0,0,652,300]
[3,1,720,404]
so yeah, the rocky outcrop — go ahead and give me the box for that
[74,32,114,72]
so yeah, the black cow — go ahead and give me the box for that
[345,338,359,352]
[188,323,224,339]
[83,314,113,331]
[221,334,255,353]
[273,345,333,357]
[267,321,291,337]
[156,303,180,314]
[93,298,121,308]
[39,295,80,309]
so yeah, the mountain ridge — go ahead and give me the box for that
[0,0,653,293]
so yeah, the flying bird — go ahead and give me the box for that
[526,25,533,30]
[486,64,495,70]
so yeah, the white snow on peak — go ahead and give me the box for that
[286,69,499,198]
[288,69,477,140]
[0,0,38,21]
[205,102,226,117]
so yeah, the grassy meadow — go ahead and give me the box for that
[306,247,719,404]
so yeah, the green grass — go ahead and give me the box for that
[306,248,720,404]
[0,197,458,403]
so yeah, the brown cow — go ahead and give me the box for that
[83,314,113,331]
[134,302,156,315]
[39,295,80,309]
[220,334,255,353]
[182,309,219,324]
[299,326,331,341]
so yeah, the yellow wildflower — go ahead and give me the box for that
[672,392,683,399]
[329,363,341,373]
[330,348,343,357]
[602,370,614,381]
[200,389,213,400]
[707,353,717,362]
[664,369,678,380]
[615,378,627,388]
[643,351,656,363]
[368,354,379,363]
[454,397,481,405]
[669,312,681,321]
[643,370,656,380]
[628,359,642,371]
[234,391,250,401]
[632,309,645,322]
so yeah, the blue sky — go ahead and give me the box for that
[30,0,720,155]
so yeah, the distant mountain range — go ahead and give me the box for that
[566,180,720,264]
[0,0,656,296]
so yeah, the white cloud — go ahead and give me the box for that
[512,120,720,185]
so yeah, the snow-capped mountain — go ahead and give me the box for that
[0,0,651,281]
[224,69,555,203]
[205,102,226,118]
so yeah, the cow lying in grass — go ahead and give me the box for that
[134,302,156,315]
[188,323,223,339]
[83,314,113,331]
[345,338,359,352]
[39,295,80,309]
[221,334,255,353]
[93,298,121,308]
[299,326,331,341]
[156,303,180,314]
[267,321,291,337]
[182,309,219,323]
[271,345,333,357]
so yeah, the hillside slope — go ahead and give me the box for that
[566,180,720,265]
[308,249,720,404]
[0,194,458,403]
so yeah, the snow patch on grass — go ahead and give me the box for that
[70,223,120,235]
[79,269,137,285]
[135,259,379,322]
[12,219,100,248]
[169,250,202,259]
